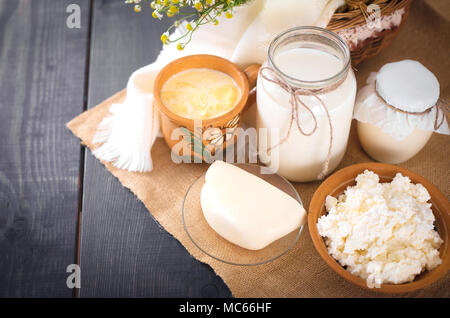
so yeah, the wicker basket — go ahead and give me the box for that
[327,0,412,65]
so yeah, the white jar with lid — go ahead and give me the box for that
[256,27,356,182]
[354,60,449,164]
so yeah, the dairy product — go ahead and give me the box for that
[354,61,449,164]
[357,122,433,164]
[200,160,306,250]
[275,48,342,81]
[257,47,356,182]
[317,170,443,288]
[161,68,241,119]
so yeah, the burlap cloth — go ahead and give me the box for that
[67,0,449,297]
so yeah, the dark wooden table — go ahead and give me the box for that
[0,0,231,298]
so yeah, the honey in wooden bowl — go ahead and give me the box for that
[160,68,242,120]
[153,54,260,162]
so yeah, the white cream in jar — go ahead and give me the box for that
[354,60,449,164]
[357,122,433,164]
[257,27,356,182]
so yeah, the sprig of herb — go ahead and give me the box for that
[125,0,251,50]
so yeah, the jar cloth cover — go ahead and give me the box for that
[353,60,449,141]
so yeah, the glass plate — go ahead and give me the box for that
[182,163,305,266]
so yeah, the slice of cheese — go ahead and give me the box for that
[200,160,306,250]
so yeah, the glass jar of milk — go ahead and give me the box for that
[257,27,356,182]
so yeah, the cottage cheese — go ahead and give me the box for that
[317,170,443,288]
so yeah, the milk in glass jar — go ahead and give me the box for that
[257,27,356,182]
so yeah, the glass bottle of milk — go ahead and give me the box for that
[257,27,356,182]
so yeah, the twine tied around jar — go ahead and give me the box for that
[375,90,450,131]
[259,66,348,180]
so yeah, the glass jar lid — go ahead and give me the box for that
[268,26,351,90]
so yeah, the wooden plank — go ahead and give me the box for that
[0,0,90,297]
[80,0,231,297]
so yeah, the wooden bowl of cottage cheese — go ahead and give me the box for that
[308,162,449,293]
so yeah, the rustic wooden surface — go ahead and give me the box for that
[0,0,231,297]
[0,0,89,297]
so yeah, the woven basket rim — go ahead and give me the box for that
[328,0,412,31]
[327,0,412,65]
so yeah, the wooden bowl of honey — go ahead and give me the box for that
[153,54,260,162]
